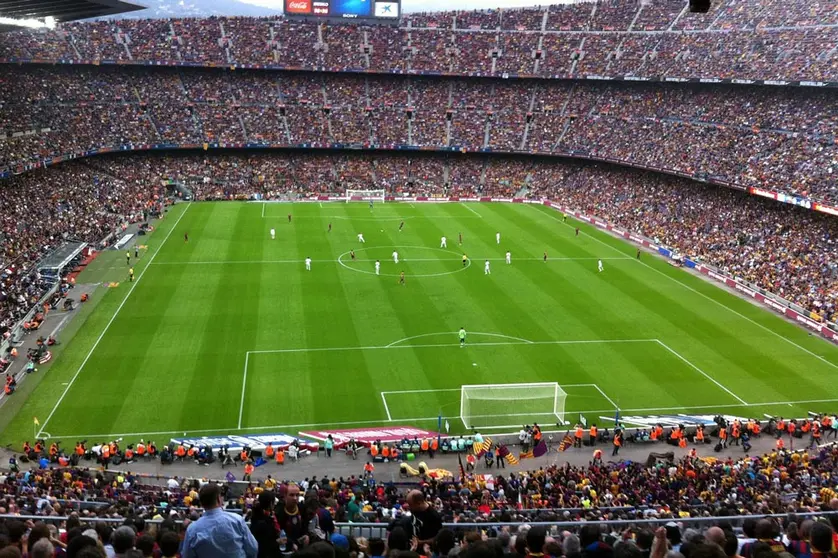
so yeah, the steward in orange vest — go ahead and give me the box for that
[589,425,598,446]
[575,425,584,448]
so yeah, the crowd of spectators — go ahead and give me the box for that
[3,442,838,558]
[1,66,837,206]
[0,159,164,343]
[1,1,837,81]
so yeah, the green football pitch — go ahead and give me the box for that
[4,201,838,445]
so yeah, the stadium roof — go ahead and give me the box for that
[0,0,145,31]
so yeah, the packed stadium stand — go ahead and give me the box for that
[2,0,838,553]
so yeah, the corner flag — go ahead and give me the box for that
[33,417,39,426]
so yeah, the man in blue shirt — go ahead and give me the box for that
[182,483,258,558]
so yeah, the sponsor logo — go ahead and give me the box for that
[764,80,789,86]
[794,313,823,332]
[815,204,838,217]
[624,76,650,81]
[374,0,398,16]
[585,75,614,81]
[699,78,723,83]
[750,187,776,199]
[664,77,690,82]
[762,297,787,313]
[603,414,749,428]
[286,0,312,13]
[170,433,315,451]
[731,79,754,84]
[708,270,727,283]
[734,282,755,297]
[299,426,441,444]
[800,81,827,87]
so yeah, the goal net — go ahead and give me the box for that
[345,189,386,202]
[460,382,567,430]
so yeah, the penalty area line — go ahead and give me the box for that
[655,339,748,405]
[380,392,393,421]
[36,203,192,438]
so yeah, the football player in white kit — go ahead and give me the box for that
[392,250,399,264]
[598,259,604,272]
[305,257,311,271]
[484,260,491,275]
[496,232,501,244]
[506,251,511,264]
[440,236,447,248]
[357,233,365,243]
[375,260,380,275]
[270,228,275,240]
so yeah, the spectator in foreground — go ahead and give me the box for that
[182,483,258,558]
[407,490,443,546]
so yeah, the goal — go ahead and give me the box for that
[460,382,567,430]
[345,189,386,202]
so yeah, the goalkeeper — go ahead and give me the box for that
[459,327,466,348]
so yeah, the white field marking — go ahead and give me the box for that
[48,396,838,440]
[380,392,392,421]
[246,338,657,355]
[655,339,748,405]
[537,205,838,369]
[36,203,192,438]
[462,203,483,218]
[262,202,266,218]
[237,352,250,429]
[0,313,73,409]
[385,331,534,348]
[380,383,597,395]
[592,384,621,410]
[150,256,631,266]
[337,246,473,278]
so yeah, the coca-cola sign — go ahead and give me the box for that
[285,0,312,13]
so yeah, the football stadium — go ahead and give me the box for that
[1,0,838,554]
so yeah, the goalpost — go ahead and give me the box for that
[345,189,386,202]
[460,382,567,430]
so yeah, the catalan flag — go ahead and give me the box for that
[519,448,534,460]
[533,439,548,458]
[558,434,574,452]
[498,445,519,465]
[473,436,493,458]
[458,453,466,483]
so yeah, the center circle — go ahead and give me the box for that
[337,246,472,278]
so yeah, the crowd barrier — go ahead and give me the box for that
[2,511,833,533]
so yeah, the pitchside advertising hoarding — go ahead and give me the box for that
[285,0,399,20]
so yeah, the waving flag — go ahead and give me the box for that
[498,445,519,465]
[533,439,548,458]
[473,437,493,457]
[559,434,574,452]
